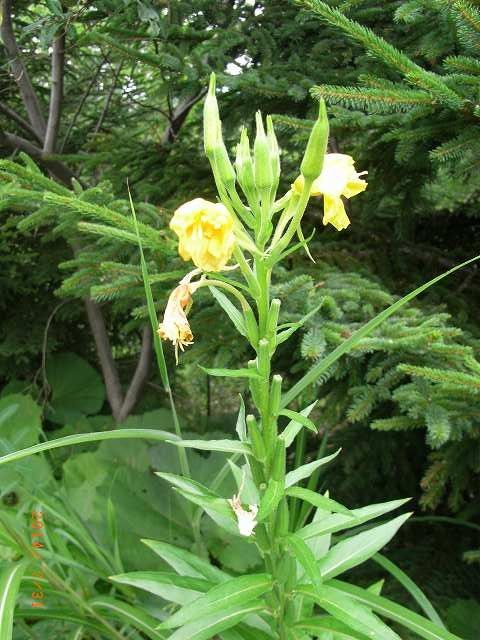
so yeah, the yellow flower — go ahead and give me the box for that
[292,153,367,231]
[170,198,235,272]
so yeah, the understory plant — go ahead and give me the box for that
[1,75,477,639]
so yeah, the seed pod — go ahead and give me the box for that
[300,99,329,180]
[269,375,282,417]
[271,438,286,481]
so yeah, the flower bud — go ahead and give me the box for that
[235,127,256,195]
[203,73,220,156]
[300,99,329,180]
[213,137,236,187]
[247,414,266,461]
[254,111,273,191]
[266,115,280,186]
[269,374,282,417]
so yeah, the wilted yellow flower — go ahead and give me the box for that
[158,270,203,363]
[293,153,367,231]
[228,494,258,537]
[170,198,235,272]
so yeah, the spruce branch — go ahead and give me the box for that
[311,85,435,112]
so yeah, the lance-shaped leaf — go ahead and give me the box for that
[89,596,167,640]
[295,614,370,640]
[276,302,324,345]
[141,539,229,583]
[281,255,480,407]
[210,286,248,337]
[235,396,247,441]
[298,498,410,541]
[285,449,341,488]
[286,487,351,516]
[279,409,317,433]
[109,571,212,605]
[318,513,411,580]
[166,439,252,455]
[160,574,272,629]
[329,580,462,640]
[296,584,401,640]
[280,401,317,447]
[167,602,264,640]
[285,534,322,590]
[200,366,261,379]
[0,561,28,640]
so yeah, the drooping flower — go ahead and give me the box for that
[157,270,202,363]
[228,494,258,537]
[293,153,367,231]
[170,198,235,272]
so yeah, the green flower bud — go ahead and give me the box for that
[247,414,266,461]
[269,374,282,417]
[213,137,236,187]
[271,438,286,481]
[300,99,329,180]
[203,73,220,156]
[235,127,256,195]
[254,111,273,191]
[266,115,280,185]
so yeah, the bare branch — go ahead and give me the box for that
[0,130,76,186]
[84,297,124,421]
[0,100,43,143]
[43,31,65,153]
[117,325,153,423]
[93,60,123,135]
[160,89,206,145]
[0,0,46,139]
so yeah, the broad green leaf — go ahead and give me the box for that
[279,409,317,434]
[298,498,410,541]
[0,561,28,640]
[90,595,166,639]
[109,571,212,605]
[280,401,317,448]
[210,286,247,337]
[258,479,284,521]
[373,553,445,628]
[318,513,411,580]
[45,352,105,423]
[295,615,369,640]
[285,534,322,589]
[297,584,401,640]
[286,487,351,516]
[142,539,229,583]
[330,580,462,640]
[281,255,480,407]
[285,450,341,488]
[200,366,261,379]
[167,602,264,640]
[0,428,177,466]
[161,574,272,629]
[167,439,252,455]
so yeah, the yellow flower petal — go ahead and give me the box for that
[170,199,235,272]
[323,195,350,231]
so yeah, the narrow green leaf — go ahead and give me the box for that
[298,498,410,541]
[285,534,322,589]
[295,615,369,640]
[173,488,238,534]
[373,553,445,628]
[280,401,317,448]
[276,302,324,345]
[15,608,108,636]
[235,396,247,441]
[329,579,462,640]
[0,428,177,466]
[279,409,317,434]
[285,450,341,488]
[318,513,411,580]
[286,487,351,516]
[161,574,272,629]
[109,571,212,605]
[297,584,401,640]
[257,479,284,521]
[90,595,167,639]
[210,286,247,337]
[0,561,28,640]
[167,602,264,640]
[167,439,252,455]
[141,540,229,583]
[281,255,480,407]
[200,366,261,379]
[156,472,219,498]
